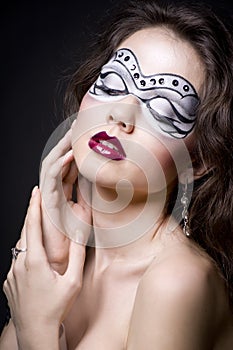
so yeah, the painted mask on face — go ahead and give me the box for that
[89,48,200,139]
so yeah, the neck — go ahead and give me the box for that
[90,182,170,269]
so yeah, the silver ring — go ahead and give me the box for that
[11,247,27,260]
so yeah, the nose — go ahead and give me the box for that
[106,95,139,133]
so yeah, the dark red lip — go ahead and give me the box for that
[88,131,126,160]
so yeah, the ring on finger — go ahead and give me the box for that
[11,247,27,260]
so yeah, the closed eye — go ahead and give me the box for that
[99,71,128,94]
[96,84,127,96]
[146,96,196,138]
[89,70,129,98]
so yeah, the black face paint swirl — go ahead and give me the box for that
[89,48,200,138]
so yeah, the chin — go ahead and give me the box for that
[83,159,165,197]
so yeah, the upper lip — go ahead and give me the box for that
[88,131,126,159]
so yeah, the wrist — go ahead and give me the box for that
[16,323,60,350]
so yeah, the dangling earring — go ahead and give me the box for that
[181,180,190,237]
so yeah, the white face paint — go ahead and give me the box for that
[89,48,200,139]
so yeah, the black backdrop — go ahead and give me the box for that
[0,0,232,334]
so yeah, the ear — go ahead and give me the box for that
[179,163,209,185]
[179,167,194,185]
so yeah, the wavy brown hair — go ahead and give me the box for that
[64,0,233,309]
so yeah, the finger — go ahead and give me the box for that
[3,279,13,308]
[25,187,47,261]
[64,240,86,289]
[13,206,28,251]
[62,149,74,168]
[8,252,15,273]
[71,118,77,130]
[39,129,73,188]
[61,151,74,181]
[44,128,72,166]
[4,267,16,307]
[17,225,27,250]
[61,148,79,201]
[9,233,25,270]
[63,161,79,200]
[77,175,92,211]
[62,153,77,184]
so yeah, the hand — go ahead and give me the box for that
[3,187,85,347]
[39,122,92,273]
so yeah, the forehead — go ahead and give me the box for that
[117,27,204,93]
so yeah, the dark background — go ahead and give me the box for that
[0,0,232,334]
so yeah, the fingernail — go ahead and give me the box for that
[71,118,76,129]
[32,185,38,197]
[62,149,74,165]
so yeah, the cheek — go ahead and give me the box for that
[157,149,177,185]
[71,95,113,182]
[79,92,105,111]
[73,94,112,140]
[71,97,108,156]
[117,135,174,192]
[79,93,90,110]
[142,144,176,190]
[72,132,88,162]
[140,133,192,188]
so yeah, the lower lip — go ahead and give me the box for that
[88,138,126,161]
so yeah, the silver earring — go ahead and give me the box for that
[181,180,190,237]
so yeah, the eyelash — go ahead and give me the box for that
[96,83,127,96]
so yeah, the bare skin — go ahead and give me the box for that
[62,226,233,350]
[1,27,233,349]
[1,227,233,349]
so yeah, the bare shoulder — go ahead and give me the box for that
[126,240,229,350]
[140,244,221,317]
[142,242,220,303]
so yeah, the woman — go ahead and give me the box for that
[1,0,233,349]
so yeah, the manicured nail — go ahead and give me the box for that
[32,185,38,197]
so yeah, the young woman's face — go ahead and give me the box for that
[72,27,205,194]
